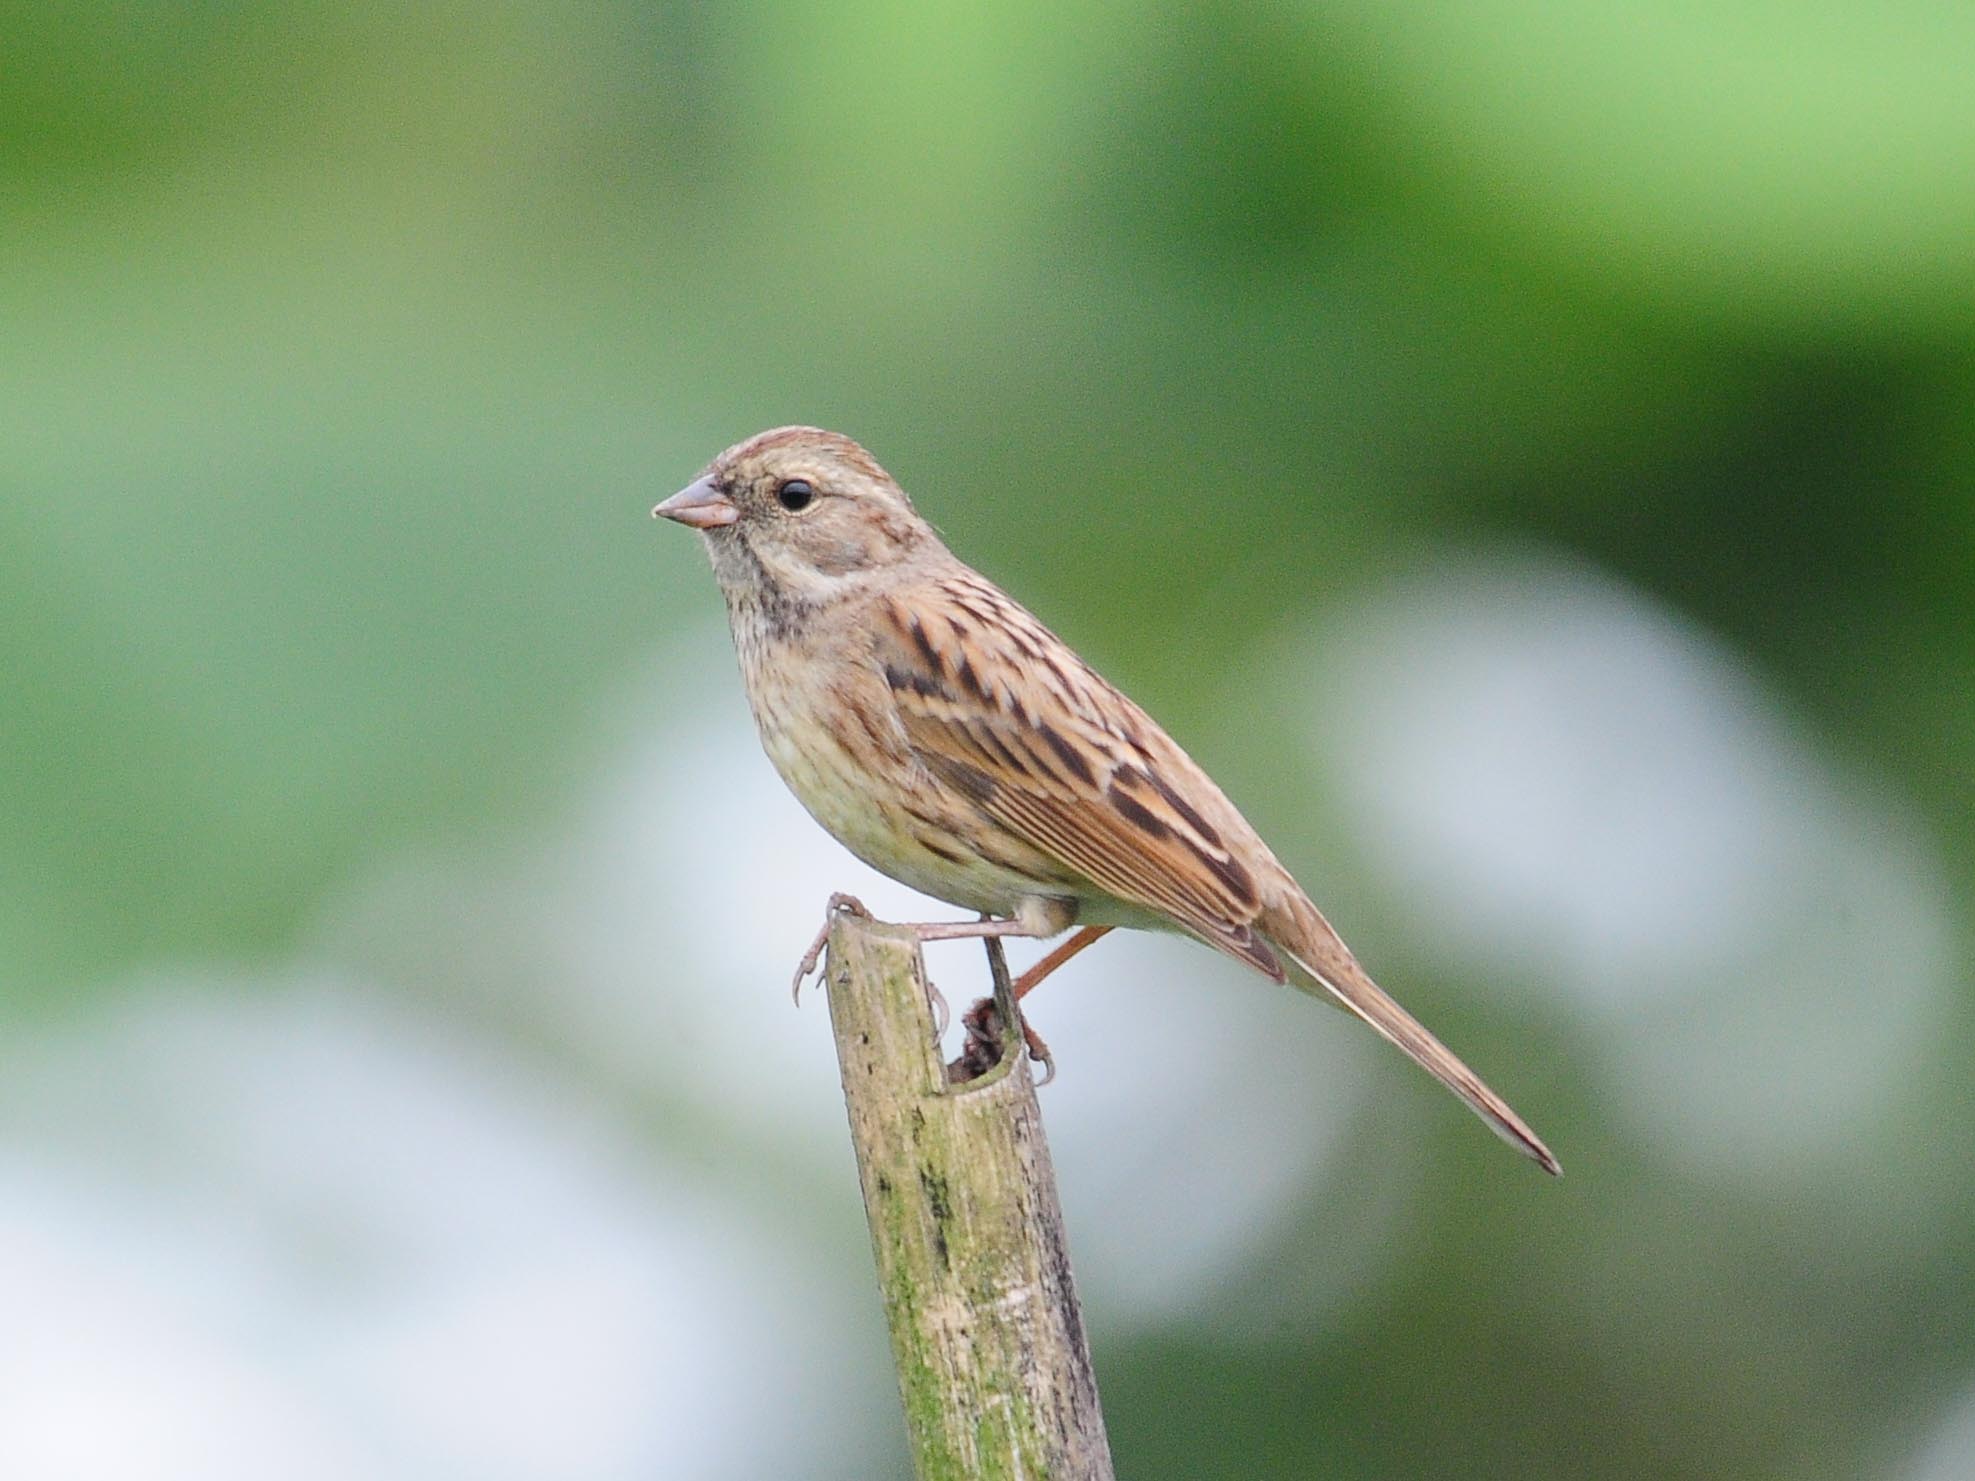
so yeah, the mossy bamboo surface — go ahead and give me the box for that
[823,911,1113,1481]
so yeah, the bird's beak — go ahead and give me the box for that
[652,476,740,530]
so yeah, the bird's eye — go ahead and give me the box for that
[776,478,815,512]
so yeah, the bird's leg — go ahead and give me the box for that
[1011,925,1113,1000]
[890,893,1077,947]
[975,915,1063,1082]
[1016,1012,1056,1085]
[901,903,1074,1060]
[947,913,1108,1086]
[898,917,1053,943]
[790,893,948,1034]
[790,892,870,1004]
[993,926,1112,1082]
[799,897,1072,1035]
[958,925,1113,1085]
[952,925,1043,1083]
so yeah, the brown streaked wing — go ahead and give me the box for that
[876,586,1286,981]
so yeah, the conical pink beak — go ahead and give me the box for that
[652,476,739,530]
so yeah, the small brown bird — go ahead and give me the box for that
[654,427,1558,1174]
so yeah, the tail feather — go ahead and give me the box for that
[1265,900,1560,1176]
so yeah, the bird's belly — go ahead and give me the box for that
[757,715,1038,918]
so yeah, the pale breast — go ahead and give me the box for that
[734,610,1048,917]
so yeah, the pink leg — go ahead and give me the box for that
[1012,926,1114,1000]
[902,917,1055,944]
[789,896,986,1034]
[949,923,1114,1087]
[791,893,870,1003]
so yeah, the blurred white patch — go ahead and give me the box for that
[318,640,957,1164]
[1909,1379,1975,1481]
[1305,546,1951,1177]
[0,1162,363,1481]
[320,623,1408,1336]
[0,975,868,1481]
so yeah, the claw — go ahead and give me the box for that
[791,924,829,1005]
[1021,1017,1056,1086]
[791,893,872,1005]
[927,980,950,1037]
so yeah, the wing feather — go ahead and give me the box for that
[876,576,1558,1172]
[877,581,1285,980]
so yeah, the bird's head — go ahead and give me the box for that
[654,426,935,605]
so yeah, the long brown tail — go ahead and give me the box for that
[1264,896,1560,1175]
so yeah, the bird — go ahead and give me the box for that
[653,426,1559,1175]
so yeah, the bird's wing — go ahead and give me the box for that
[875,577,1286,981]
[877,575,1560,1175]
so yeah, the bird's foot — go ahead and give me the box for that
[948,996,1055,1086]
[1021,1015,1055,1085]
[791,892,871,1005]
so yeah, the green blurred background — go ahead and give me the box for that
[5,3,1974,1477]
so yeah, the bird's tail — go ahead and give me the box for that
[1264,895,1560,1176]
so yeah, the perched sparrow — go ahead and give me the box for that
[655,427,1558,1174]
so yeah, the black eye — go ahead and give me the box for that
[776,478,815,512]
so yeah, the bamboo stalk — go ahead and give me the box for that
[822,909,1114,1480]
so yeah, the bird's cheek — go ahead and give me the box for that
[811,536,872,578]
